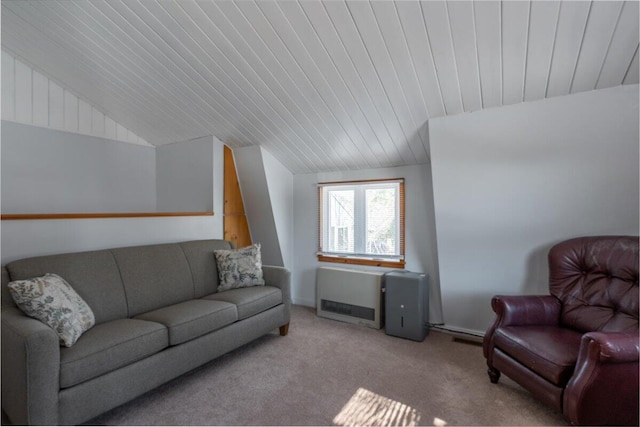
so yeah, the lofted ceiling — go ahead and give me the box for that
[2,0,638,174]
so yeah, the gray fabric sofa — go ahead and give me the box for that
[1,239,291,425]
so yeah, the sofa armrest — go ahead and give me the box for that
[1,306,60,425]
[262,265,291,309]
[564,332,639,426]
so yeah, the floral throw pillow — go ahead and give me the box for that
[214,243,266,292]
[8,273,95,347]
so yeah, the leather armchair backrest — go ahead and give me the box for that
[548,236,639,333]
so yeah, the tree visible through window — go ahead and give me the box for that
[318,179,405,268]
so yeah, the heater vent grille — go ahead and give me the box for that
[321,299,375,321]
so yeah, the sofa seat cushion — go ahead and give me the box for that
[60,318,168,388]
[202,286,282,320]
[494,325,582,386]
[135,299,237,345]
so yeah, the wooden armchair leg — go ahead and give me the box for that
[488,366,501,384]
[279,323,290,336]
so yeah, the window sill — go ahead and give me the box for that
[317,254,405,269]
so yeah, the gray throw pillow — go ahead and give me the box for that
[214,243,265,292]
[8,273,95,347]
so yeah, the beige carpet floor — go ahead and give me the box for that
[84,305,567,426]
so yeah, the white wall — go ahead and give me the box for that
[156,136,214,212]
[1,125,225,264]
[292,164,444,324]
[1,121,156,213]
[429,84,640,336]
[156,135,225,236]
[1,216,219,265]
[233,146,286,267]
[261,148,294,270]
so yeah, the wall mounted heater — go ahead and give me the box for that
[316,266,384,329]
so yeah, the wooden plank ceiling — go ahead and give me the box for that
[2,0,638,174]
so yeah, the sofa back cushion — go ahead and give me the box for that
[179,240,232,297]
[2,267,15,307]
[549,236,639,333]
[111,243,194,317]
[5,250,128,324]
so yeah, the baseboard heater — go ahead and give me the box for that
[316,266,384,329]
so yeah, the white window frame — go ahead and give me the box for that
[318,178,405,268]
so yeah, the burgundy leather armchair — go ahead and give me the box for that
[483,236,639,425]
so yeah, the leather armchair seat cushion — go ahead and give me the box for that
[494,325,582,385]
[60,319,168,388]
[135,300,237,346]
[202,286,283,320]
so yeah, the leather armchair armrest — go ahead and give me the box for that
[564,332,639,426]
[1,306,60,425]
[490,295,561,327]
[583,331,639,363]
[484,295,560,359]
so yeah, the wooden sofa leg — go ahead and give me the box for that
[279,323,290,336]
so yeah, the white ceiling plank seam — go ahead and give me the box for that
[74,0,243,143]
[421,0,464,115]
[227,0,352,171]
[6,0,201,143]
[346,1,423,164]
[310,0,406,165]
[395,1,446,118]
[366,0,429,163]
[501,0,530,106]
[125,0,307,158]
[3,0,637,174]
[40,0,205,141]
[296,0,393,167]
[302,0,404,167]
[471,1,485,111]
[542,3,563,101]
[571,1,624,94]
[212,0,356,171]
[284,0,394,168]
[546,0,592,98]
[596,1,640,89]
[161,0,324,171]
[1,15,171,143]
[323,0,414,165]
[446,0,483,112]
[623,44,639,85]
[592,1,626,90]
[521,0,533,103]
[111,0,288,149]
[2,51,16,121]
[275,0,382,170]
[197,0,334,171]
[474,0,502,109]
[524,0,561,102]
[260,0,377,169]
[2,48,149,146]
[392,1,439,119]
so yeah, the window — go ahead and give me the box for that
[318,179,405,268]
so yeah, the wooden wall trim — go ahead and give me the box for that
[1,212,214,220]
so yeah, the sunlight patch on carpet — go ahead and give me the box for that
[333,387,422,426]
